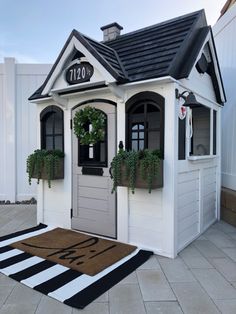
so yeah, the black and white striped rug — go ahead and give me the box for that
[0,224,153,309]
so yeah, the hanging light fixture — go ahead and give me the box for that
[175,89,202,108]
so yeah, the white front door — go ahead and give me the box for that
[72,102,116,238]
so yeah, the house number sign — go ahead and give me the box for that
[65,62,94,85]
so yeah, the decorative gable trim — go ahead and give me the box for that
[29,30,127,100]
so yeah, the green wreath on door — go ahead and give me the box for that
[73,106,106,145]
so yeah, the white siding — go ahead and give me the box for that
[177,160,219,252]
[129,189,163,252]
[213,4,236,190]
[202,167,217,229]
[0,58,51,202]
[177,170,200,250]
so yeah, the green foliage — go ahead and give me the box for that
[26,149,64,188]
[111,149,161,194]
[73,107,106,145]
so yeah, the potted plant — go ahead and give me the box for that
[26,149,64,188]
[110,148,163,194]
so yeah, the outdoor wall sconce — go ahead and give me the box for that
[175,89,201,108]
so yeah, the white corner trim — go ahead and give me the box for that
[107,82,125,102]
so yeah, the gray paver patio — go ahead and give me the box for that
[1,205,236,313]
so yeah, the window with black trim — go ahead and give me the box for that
[126,92,164,154]
[40,106,64,151]
[78,115,107,167]
[190,107,210,156]
[179,107,218,159]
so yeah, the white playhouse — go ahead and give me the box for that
[29,10,225,258]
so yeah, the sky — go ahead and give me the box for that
[0,0,227,64]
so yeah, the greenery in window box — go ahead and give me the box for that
[73,107,106,145]
[110,149,163,194]
[26,149,64,188]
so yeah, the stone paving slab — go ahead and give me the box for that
[171,281,220,314]
[1,205,236,313]
[145,301,183,314]
[191,268,236,300]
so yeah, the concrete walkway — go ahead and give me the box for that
[1,205,236,313]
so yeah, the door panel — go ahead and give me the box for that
[72,103,116,238]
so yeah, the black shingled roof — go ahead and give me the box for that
[29,10,210,100]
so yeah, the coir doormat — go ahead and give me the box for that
[10,227,137,276]
[0,224,153,309]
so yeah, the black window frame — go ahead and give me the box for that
[126,92,165,156]
[40,105,64,151]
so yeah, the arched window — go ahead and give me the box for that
[40,106,64,151]
[126,92,164,155]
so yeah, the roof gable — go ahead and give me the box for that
[182,29,226,104]
[29,9,225,104]
[29,31,127,100]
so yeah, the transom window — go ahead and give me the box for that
[40,106,64,151]
[126,92,164,154]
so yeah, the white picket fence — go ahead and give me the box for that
[0,58,51,202]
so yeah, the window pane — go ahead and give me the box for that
[147,108,160,129]
[132,140,138,151]
[54,136,63,151]
[132,132,138,139]
[139,140,144,150]
[148,131,160,150]
[191,107,210,156]
[133,104,144,114]
[147,103,159,113]
[139,132,144,139]
[54,112,63,133]
[45,114,54,135]
[46,136,53,150]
